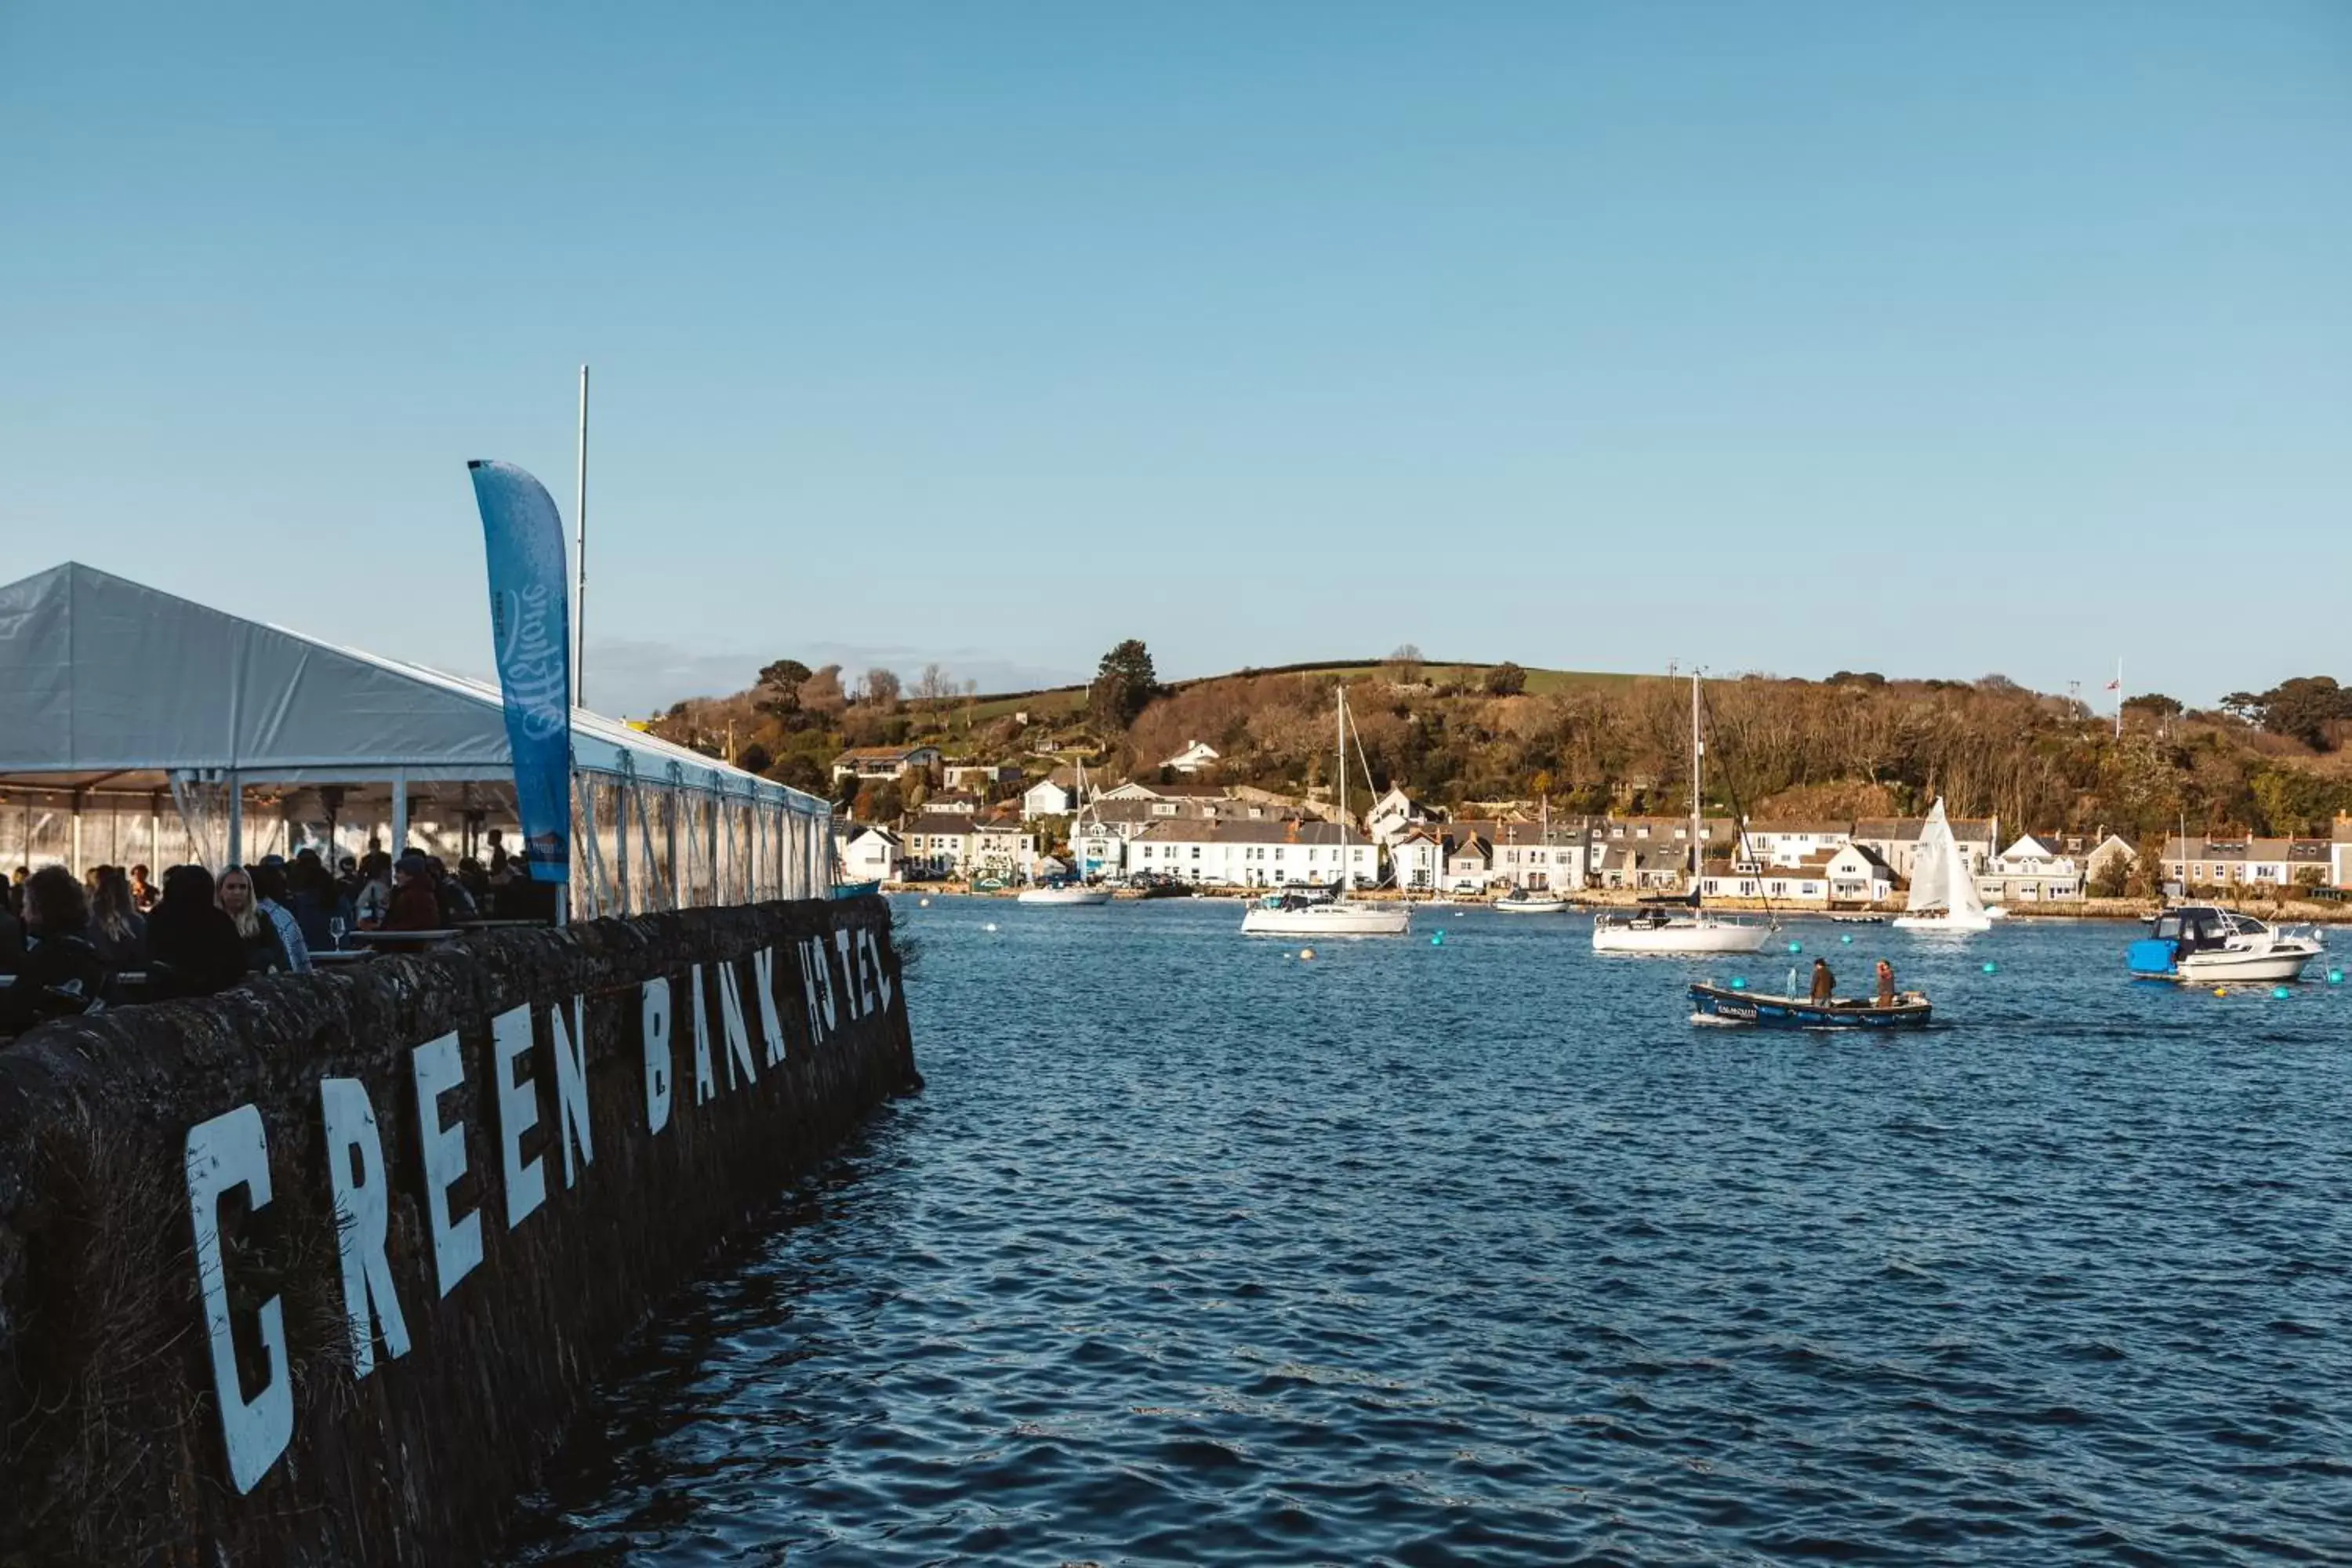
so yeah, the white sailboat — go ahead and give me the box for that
[1592,673,1774,955]
[1241,688,1410,938]
[1018,759,1114,905]
[1890,799,1991,933]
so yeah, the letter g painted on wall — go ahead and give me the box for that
[185,1103,294,1494]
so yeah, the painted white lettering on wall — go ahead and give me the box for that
[550,996,593,1186]
[717,961,757,1091]
[833,929,864,1020]
[318,1077,410,1380]
[690,964,716,1105]
[800,937,833,1044]
[750,946,788,1066]
[411,1032,483,1298]
[862,927,894,1011]
[492,1005,547,1231]
[851,928,879,1016]
[184,1103,293,1494]
[642,977,673,1134]
[181,916,894,1497]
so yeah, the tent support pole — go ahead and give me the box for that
[226,775,243,869]
[390,769,408,859]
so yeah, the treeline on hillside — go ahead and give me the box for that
[648,643,2352,850]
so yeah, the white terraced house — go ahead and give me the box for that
[1980,833,2085,903]
[1469,820,1587,891]
[837,826,902,884]
[1127,818,1381,888]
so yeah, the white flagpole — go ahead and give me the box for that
[574,363,590,710]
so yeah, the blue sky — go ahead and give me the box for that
[3,2,2347,714]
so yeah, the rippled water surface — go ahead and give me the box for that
[506,899,2352,1565]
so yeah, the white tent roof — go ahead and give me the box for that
[0,562,824,811]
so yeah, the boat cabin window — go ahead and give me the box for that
[2154,916,2182,940]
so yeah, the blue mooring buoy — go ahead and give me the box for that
[1431,931,1444,946]
[1981,961,1997,975]
[1840,934,1853,945]
[1730,976,1748,990]
[2328,969,2344,985]
[2273,985,2292,1000]
[1787,941,1802,955]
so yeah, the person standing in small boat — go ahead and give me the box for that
[1875,960,1896,1007]
[1809,959,1835,1004]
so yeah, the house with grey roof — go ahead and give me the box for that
[1126,817,1381,889]
[2161,834,2337,893]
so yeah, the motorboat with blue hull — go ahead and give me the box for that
[1688,982,1933,1030]
[2127,906,2323,984]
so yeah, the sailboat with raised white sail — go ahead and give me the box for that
[1241,688,1410,937]
[1890,798,1991,932]
[1592,673,1774,955]
[1018,758,1114,905]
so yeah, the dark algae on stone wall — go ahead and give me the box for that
[0,896,916,1566]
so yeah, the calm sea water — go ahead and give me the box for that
[505,898,2352,1566]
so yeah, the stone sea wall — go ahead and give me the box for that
[0,897,916,1566]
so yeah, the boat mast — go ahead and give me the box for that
[1336,687,1348,898]
[1690,671,1703,896]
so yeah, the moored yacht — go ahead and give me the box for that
[2129,906,2324,983]
[1018,759,1114,905]
[1240,688,1409,938]
[1592,673,1773,956]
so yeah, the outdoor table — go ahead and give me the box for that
[345,929,461,950]
[310,949,376,966]
[452,919,548,930]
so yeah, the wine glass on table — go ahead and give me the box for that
[328,915,347,952]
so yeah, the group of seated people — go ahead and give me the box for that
[0,833,548,1037]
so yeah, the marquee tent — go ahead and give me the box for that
[0,562,831,913]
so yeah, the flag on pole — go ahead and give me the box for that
[468,460,573,885]
[2105,677,2121,691]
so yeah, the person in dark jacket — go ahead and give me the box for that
[286,851,351,952]
[384,854,444,931]
[86,866,148,967]
[1809,957,1836,1005]
[0,895,24,971]
[145,866,248,1000]
[1,866,110,1036]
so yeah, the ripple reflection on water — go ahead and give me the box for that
[505,901,2352,1565]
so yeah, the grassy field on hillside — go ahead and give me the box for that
[966,662,1646,719]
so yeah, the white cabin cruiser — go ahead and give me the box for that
[2129,906,2324,984]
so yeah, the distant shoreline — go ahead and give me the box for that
[884,883,2352,925]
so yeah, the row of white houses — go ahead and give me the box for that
[842,801,2150,906]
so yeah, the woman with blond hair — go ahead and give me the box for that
[216,866,291,976]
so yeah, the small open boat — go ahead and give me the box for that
[1688,982,1933,1030]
